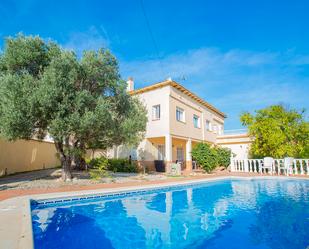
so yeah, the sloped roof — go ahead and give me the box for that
[129,80,226,118]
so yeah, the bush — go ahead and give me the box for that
[86,157,109,180]
[107,159,138,173]
[86,156,138,173]
[215,147,232,168]
[86,157,108,169]
[191,143,218,173]
[192,143,232,172]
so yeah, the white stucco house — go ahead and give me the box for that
[108,78,251,172]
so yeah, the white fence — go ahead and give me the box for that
[231,158,309,176]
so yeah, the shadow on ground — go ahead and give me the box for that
[0,168,92,190]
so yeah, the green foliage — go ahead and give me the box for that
[89,168,109,180]
[240,105,309,158]
[86,156,138,173]
[0,33,60,77]
[191,143,218,173]
[86,157,109,180]
[107,158,138,173]
[0,34,147,180]
[0,34,61,140]
[214,147,232,168]
[86,157,109,170]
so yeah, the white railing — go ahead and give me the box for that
[222,129,248,135]
[230,158,309,176]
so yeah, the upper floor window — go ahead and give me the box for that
[206,120,212,131]
[218,125,223,135]
[193,114,200,128]
[176,107,185,122]
[152,105,160,120]
[213,124,218,134]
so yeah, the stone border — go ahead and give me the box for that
[1,175,309,249]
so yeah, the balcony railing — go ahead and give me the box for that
[231,158,309,176]
[221,129,248,136]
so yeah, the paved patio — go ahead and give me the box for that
[1,168,306,201]
[0,167,243,201]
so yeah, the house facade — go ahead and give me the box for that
[0,78,252,176]
[108,78,227,171]
[216,132,252,159]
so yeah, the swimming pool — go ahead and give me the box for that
[31,178,309,249]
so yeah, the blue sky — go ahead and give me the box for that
[1,0,309,129]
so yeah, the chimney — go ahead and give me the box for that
[126,77,134,92]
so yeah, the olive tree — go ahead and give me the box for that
[0,34,147,180]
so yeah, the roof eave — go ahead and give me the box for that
[129,80,226,119]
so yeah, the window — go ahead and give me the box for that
[206,120,212,131]
[176,147,184,162]
[152,105,160,120]
[218,125,223,135]
[213,124,218,134]
[157,145,165,160]
[176,107,185,122]
[193,114,200,128]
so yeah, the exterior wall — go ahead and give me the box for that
[0,139,60,176]
[106,138,162,161]
[135,86,170,138]
[106,138,162,171]
[108,82,226,171]
[86,149,106,159]
[169,87,224,143]
[216,134,252,159]
[221,143,250,159]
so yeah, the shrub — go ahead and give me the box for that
[107,159,138,173]
[214,147,232,168]
[191,143,218,173]
[86,157,109,180]
[87,156,140,174]
[86,157,108,169]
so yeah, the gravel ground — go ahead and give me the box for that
[0,168,185,190]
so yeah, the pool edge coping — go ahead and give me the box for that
[4,175,309,249]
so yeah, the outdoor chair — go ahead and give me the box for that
[282,157,294,176]
[262,157,274,174]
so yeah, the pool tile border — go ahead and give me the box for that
[31,181,216,208]
[30,175,309,209]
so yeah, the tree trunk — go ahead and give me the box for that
[73,141,87,170]
[55,141,73,181]
[74,154,87,170]
[62,157,73,181]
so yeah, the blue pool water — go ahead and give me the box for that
[31,179,309,249]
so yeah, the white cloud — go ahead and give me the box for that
[59,30,309,128]
[120,48,309,128]
[120,48,285,85]
[63,26,110,56]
